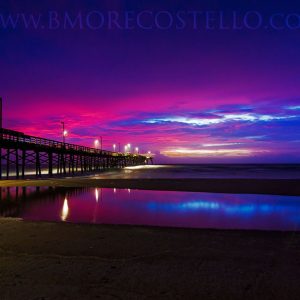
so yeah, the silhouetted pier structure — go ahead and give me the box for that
[0,128,153,179]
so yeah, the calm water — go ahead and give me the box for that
[93,164,300,179]
[1,186,300,231]
[3,164,300,179]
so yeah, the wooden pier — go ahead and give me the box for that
[0,128,152,179]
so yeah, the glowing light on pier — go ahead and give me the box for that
[135,147,139,153]
[94,137,102,150]
[113,144,116,151]
[61,198,69,222]
[61,121,68,144]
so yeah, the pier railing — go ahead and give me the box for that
[0,128,153,179]
[1,128,124,156]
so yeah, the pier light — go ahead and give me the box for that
[94,139,100,148]
[127,144,131,153]
[135,147,139,154]
[124,145,128,152]
[113,144,116,151]
[148,151,151,154]
[61,121,67,144]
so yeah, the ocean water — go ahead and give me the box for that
[92,164,300,179]
[1,186,300,231]
[2,164,300,179]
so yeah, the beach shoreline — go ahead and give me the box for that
[1,177,300,195]
[1,172,300,298]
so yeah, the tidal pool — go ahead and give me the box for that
[1,186,300,231]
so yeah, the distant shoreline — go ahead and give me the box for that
[1,178,300,195]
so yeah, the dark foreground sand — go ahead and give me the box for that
[1,218,300,300]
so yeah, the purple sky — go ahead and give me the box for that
[1,0,300,162]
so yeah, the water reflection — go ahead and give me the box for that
[61,198,69,221]
[1,187,300,231]
[95,188,99,202]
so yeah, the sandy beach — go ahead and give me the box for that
[1,174,300,299]
[0,218,300,299]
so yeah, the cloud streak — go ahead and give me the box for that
[144,113,296,127]
[162,148,269,158]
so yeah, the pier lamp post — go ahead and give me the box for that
[127,143,131,153]
[61,122,68,144]
[94,139,100,149]
[146,151,151,159]
[95,137,102,150]
[135,147,139,154]
[113,144,116,152]
[124,145,128,153]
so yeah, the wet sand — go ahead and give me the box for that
[1,218,300,299]
[1,176,300,299]
[1,177,300,195]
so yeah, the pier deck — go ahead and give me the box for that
[0,128,152,179]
